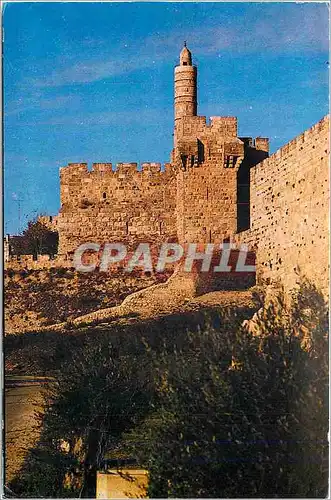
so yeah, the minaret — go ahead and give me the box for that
[174,43,197,122]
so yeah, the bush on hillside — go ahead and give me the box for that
[10,281,328,498]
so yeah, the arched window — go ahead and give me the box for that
[102,192,107,199]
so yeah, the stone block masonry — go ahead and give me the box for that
[237,115,329,296]
[176,156,240,244]
[55,45,270,259]
[7,45,328,298]
[58,162,177,255]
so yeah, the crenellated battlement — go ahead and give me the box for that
[141,162,162,173]
[250,115,329,174]
[116,163,138,175]
[60,161,175,179]
[61,162,89,174]
[208,116,238,137]
[240,137,269,154]
[175,115,239,139]
[92,163,113,173]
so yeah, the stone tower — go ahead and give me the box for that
[171,44,269,244]
[174,43,197,123]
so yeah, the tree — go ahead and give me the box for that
[10,217,58,257]
[125,282,328,498]
[10,340,154,498]
[10,281,328,498]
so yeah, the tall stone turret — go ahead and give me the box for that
[174,43,197,122]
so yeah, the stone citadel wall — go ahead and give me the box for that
[173,115,269,244]
[57,117,267,256]
[176,158,240,244]
[174,116,244,244]
[57,162,177,255]
[5,42,328,297]
[237,115,329,295]
[6,116,328,300]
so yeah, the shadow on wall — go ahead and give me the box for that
[237,141,269,232]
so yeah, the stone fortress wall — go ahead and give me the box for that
[57,162,177,255]
[173,115,269,244]
[5,254,72,271]
[236,115,329,295]
[5,45,329,295]
[56,40,270,256]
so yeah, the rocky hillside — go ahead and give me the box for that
[5,268,170,334]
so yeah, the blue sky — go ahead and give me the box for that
[4,2,329,234]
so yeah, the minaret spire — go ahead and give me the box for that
[174,44,197,122]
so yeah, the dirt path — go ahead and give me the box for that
[31,271,258,334]
[4,377,49,485]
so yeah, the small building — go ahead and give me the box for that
[4,234,11,262]
[96,468,148,499]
